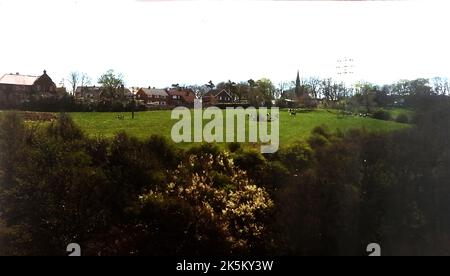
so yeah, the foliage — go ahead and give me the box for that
[140,152,274,253]
[372,109,392,121]
[1,96,450,256]
[395,113,409,124]
[98,69,125,89]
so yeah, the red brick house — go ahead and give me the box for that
[0,70,59,107]
[136,88,169,106]
[202,89,234,106]
[167,88,196,107]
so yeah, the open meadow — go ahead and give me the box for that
[67,109,410,149]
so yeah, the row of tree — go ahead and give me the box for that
[67,68,449,99]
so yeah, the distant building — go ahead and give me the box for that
[202,89,234,106]
[136,88,169,106]
[167,88,196,107]
[74,86,103,103]
[0,70,60,107]
[75,85,132,103]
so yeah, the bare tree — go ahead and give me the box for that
[320,78,334,101]
[306,77,321,99]
[68,72,91,95]
[277,81,293,99]
[80,73,91,87]
[68,72,80,95]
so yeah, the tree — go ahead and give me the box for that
[432,77,449,96]
[98,70,125,89]
[306,77,322,99]
[409,78,432,96]
[321,78,337,101]
[206,80,215,90]
[68,72,91,94]
[257,79,276,99]
[351,83,378,113]
[245,78,276,107]
[80,73,91,88]
[68,72,79,95]
[392,80,413,96]
[247,79,257,88]
[277,81,294,100]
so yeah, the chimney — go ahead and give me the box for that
[43,70,47,75]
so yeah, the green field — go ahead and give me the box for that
[68,109,410,149]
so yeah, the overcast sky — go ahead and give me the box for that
[0,0,449,88]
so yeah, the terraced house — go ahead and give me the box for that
[0,70,61,108]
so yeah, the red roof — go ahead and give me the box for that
[167,88,196,102]
[0,73,39,86]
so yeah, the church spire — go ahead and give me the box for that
[295,70,301,97]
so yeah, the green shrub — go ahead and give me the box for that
[372,109,391,121]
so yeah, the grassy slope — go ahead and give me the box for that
[69,109,410,149]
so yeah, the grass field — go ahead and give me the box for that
[68,109,410,149]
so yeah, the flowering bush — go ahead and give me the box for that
[139,152,274,252]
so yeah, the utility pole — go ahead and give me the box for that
[336,57,355,92]
[336,57,355,115]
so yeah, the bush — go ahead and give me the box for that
[227,142,242,153]
[372,109,391,121]
[142,152,275,254]
[396,113,409,124]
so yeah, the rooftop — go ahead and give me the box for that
[139,88,168,97]
[0,73,40,86]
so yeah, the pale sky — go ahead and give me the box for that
[0,0,449,89]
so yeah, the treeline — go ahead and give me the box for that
[2,76,448,112]
[192,77,450,110]
[1,97,450,255]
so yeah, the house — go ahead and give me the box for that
[202,89,234,106]
[75,85,133,103]
[0,70,59,107]
[74,86,103,103]
[167,88,196,107]
[136,88,169,106]
[122,87,133,100]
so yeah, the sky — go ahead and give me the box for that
[0,0,449,89]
